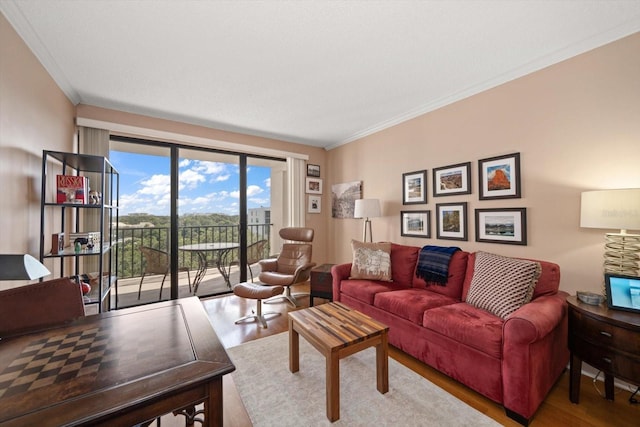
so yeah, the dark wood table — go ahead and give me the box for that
[288,302,389,422]
[0,296,235,426]
[567,295,640,403]
[309,263,335,306]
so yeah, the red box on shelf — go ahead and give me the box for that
[56,175,88,204]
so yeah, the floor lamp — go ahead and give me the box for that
[354,199,381,242]
[580,189,640,281]
[0,254,51,281]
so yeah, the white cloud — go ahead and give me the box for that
[247,185,263,196]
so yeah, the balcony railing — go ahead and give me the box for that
[117,224,272,280]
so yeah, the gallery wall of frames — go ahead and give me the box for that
[401,152,527,245]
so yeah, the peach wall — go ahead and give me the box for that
[327,33,640,296]
[0,14,76,289]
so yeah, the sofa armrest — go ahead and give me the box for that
[331,263,352,302]
[502,291,570,420]
[504,291,569,344]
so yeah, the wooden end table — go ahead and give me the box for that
[567,295,640,403]
[309,263,335,306]
[288,302,389,422]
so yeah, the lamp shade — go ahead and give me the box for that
[0,254,51,280]
[580,189,640,232]
[354,199,381,219]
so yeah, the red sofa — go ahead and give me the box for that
[331,243,569,425]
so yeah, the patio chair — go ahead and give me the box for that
[258,227,316,307]
[229,239,269,282]
[138,246,191,300]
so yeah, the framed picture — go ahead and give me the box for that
[331,181,362,218]
[305,177,323,194]
[436,202,468,241]
[402,170,427,205]
[307,164,320,177]
[308,195,321,213]
[401,210,431,238]
[433,162,471,197]
[478,152,521,200]
[475,208,527,245]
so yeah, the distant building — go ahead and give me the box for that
[249,207,271,225]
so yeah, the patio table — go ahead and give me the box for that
[179,242,239,291]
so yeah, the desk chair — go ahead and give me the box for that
[0,277,85,338]
[258,227,316,307]
[138,246,191,300]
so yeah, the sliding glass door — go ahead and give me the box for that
[110,136,284,308]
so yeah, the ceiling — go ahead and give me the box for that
[2,1,640,150]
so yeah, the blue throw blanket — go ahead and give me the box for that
[415,245,460,285]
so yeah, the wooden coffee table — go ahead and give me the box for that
[288,302,389,422]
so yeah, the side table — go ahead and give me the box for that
[567,295,640,403]
[310,263,335,307]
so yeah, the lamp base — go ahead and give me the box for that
[604,232,640,276]
[362,218,373,242]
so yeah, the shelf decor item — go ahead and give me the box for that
[478,153,521,200]
[56,175,88,204]
[402,170,427,205]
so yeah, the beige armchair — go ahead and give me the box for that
[258,227,316,307]
[0,277,85,338]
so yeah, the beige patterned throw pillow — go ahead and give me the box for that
[466,251,541,319]
[350,240,392,281]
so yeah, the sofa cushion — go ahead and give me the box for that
[412,250,468,300]
[390,243,420,286]
[423,302,504,359]
[462,253,560,301]
[465,251,541,319]
[340,279,408,305]
[350,240,392,281]
[373,288,458,325]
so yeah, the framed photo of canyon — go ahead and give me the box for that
[433,162,471,197]
[436,202,467,241]
[478,152,521,200]
[475,208,527,245]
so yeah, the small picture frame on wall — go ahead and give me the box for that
[402,170,427,205]
[307,164,320,177]
[436,202,468,241]
[305,177,323,194]
[433,162,471,197]
[478,153,521,200]
[475,208,527,245]
[308,195,321,213]
[401,210,431,238]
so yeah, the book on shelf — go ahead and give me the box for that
[56,175,89,204]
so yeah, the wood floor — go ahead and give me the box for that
[180,283,638,426]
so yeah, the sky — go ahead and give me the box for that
[109,150,271,216]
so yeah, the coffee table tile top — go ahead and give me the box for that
[288,302,388,348]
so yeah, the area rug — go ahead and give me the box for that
[227,332,501,426]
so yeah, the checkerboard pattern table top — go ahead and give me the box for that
[0,297,234,426]
[288,301,388,350]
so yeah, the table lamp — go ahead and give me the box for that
[0,254,51,281]
[354,199,381,242]
[580,188,640,277]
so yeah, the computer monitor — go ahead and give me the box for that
[604,273,640,314]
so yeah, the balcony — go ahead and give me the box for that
[113,224,272,308]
